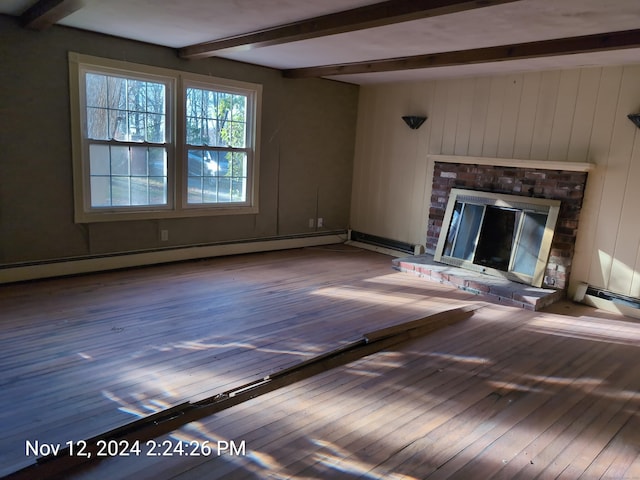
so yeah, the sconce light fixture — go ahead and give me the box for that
[628,113,640,129]
[402,115,427,130]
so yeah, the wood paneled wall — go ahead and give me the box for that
[350,65,640,298]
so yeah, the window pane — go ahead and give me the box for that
[203,177,218,203]
[186,88,202,118]
[111,177,130,205]
[205,119,220,146]
[127,79,146,112]
[230,121,246,148]
[149,177,167,204]
[86,73,107,108]
[110,110,128,141]
[513,212,547,276]
[232,178,246,201]
[148,148,166,176]
[87,107,108,139]
[146,83,165,114]
[111,146,129,175]
[444,202,463,256]
[451,203,484,261]
[231,152,246,177]
[127,111,145,142]
[90,176,111,206]
[188,150,203,176]
[188,177,203,203]
[186,116,203,145]
[89,144,110,175]
[218,152,230,176]
[107,77,126,110]
[131,177,149,205]
[130,147,148,176]
[218,177,231,202]
[146,113,165,143]
[232,95,246,122]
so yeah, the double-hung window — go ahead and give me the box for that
[69,53,261,222]
[184,82,251,206]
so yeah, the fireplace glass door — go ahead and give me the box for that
[435,189,560,287]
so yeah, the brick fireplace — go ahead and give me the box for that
[427,159,589,291]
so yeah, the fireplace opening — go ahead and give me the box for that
[435,189,560,287]
[475,206,516,271]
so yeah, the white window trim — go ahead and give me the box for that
[69,52,261,223]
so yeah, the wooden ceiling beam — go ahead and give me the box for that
[283,29,640,78]
[179,0,521,59]
[20,0,84,30]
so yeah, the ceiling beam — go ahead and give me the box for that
[179,0,521,59]
[283,29,640,78]
[20,0,84,30]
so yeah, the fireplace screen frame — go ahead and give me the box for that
[434,189,560,287]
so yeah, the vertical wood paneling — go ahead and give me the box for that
[627,134,640,297]
[467,77,492,156]
[454,78,475,156]
[442,80,462,154]
[592,66,640,293]
[513,72,541,159]
[408,82,435,246]
[371,90,396,235]
[482,76,507,157]
[428,81,449,155]
[609,76,640,295]
[548,69,581,161]
[530,71,561,160]
[497,74,524,158]
[581,67,623,288]
[567,68,601,162]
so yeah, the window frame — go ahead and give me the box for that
[69,53,261,223]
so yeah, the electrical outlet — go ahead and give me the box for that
[308,218,315,228]
[160,229,169,241]
[317,217,323,228]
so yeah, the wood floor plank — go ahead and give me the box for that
[3,245,640,480]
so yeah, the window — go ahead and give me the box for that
[185,84,249,205]
[434,189,560,287]
[69,53,261,222]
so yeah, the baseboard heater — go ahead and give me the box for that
[349,230,416,255]
[585,286,640,310]
[0,231,348,284]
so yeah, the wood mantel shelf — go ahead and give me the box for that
[429,154,594,172]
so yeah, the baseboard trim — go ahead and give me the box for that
[0,233,347,284]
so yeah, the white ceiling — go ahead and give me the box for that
[3,0,640,84]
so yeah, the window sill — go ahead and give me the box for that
[74,204,259,223]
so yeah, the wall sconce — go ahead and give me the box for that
[628,113,640,128]
[402,115,427,130]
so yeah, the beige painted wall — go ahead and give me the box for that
[351,65,640,298]
[0,16,357,265]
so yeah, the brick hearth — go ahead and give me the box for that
[392,254,564,311]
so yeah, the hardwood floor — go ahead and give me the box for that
[1,245,639,479]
